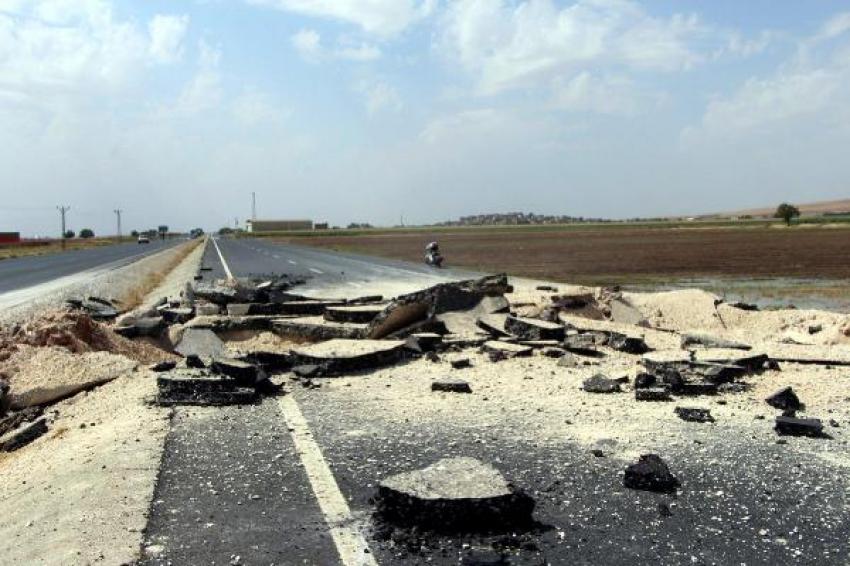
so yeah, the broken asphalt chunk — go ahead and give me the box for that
[403,333,442,354]
[156,370,256,406]
[0,417,47,452]
[210,358,265,387]
[775,416,825,438]
[623,454,680,493]
[272,318,366,341]
[675,407,714,423]
[323,305,385,324]
[150,361,177,372]
[375,457,535,531]
[635,387,671,402]
[174,328,225,361]
[450,358,472,369]
[432,379,472,393]
[482,341,532,359]
[607,332,649,354]
[765,386,803,412]
[680,333,752,351]
[582,374,621,394]
[504,315,565,341]
[290,339,405,376]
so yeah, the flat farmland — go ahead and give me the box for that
[268,224,850,310]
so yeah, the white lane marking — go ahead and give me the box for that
[210,237,234,281]
[309,268,324,275]
[278,396,377,566]
[346,282,362,288]
[288,260,297,265]
[272,254,280,259]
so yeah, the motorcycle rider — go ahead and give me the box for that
[425,241,443,267]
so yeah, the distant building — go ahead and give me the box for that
[247,219,313,232]
[314,222,329,230]
[0,232,20,244]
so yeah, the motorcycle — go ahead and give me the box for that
[425,251,444,268]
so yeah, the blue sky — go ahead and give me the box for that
[1,0,850,236]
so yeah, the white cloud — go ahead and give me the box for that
[232,88,287,126]
[247,0,432,36]
[0,1,189,98]
[291,28,320,59]
[685,12,850,142]
[356,79,402,114]
[438,0,703,95]
[336,41,381,61]
[174,40,222,114]
[148,14,189,64]
[551,72,660,115]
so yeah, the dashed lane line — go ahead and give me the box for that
[277,395,378,566]
[288,260,297,265]
[210,237,234,281]
[309,268,324,275]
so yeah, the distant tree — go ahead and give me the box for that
[218,227,234,235]
[64,230,75,239]
[130,230,139,237]
[79,228,95,239]
[774,203,800,226]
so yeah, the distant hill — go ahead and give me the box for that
[716,198,850,218]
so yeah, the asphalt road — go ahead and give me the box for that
[142,238,850,565]
[200,236,476,297]
[0,239,181,295]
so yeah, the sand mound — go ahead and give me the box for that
[0,310,175,365]
[624,289,724,331]
[0,345,138,409]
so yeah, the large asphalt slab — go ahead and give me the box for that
[0,239,181,295]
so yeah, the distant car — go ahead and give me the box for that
[137,235,150,244]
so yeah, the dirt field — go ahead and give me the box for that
[276,225,850,283]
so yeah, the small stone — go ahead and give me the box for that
[582,374,621,394]
[432,379,472,394]
[634,373,656,389]
[150,361,177,372]
[675,407,714,423]
[765,387,803,412]
[623,454,680,493]
[451,358,472,370]
[635,387,671,402]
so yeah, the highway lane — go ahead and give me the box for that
[207,236,480,297]
[0,239,182,295]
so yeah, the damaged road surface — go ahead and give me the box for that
[4,236,850,565]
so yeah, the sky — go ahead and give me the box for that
[1,0,850,236]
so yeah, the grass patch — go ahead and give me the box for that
[0,237,139,262]
[121,239,202,310]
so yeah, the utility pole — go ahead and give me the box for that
[114,209,122,239]
[251,192,256,222]
[57,205,70,249]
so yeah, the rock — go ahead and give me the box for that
[562,333,606,356]
[185,354,205,369]
[403,333,443,353]
[114,316,165,338]
[175,328,225,361]
[0,379,9,415]
[290,339,406,376]
[607,332,649,354]
[582,374,621,394]
[680,333,752,351]
[194,302,221,316]
[150,361,177,372]
[675,407,714,423]
[450,358,471,369]
[0,417,47,452]
[432,379,472,393]
[765,387,803,412]
[536,285,558,292]
[367,275,511,339]
[634,373,656,389]
[476,315,510,338]
[210,358,265,387]
[157,306,194,324]
[156,370,257,406]
[808,324,823,335]
[504,315,565,341]
[635,387,671,402]
[679,382,719,396]
[65,297,119,320]
[324,305,385,324]
[730,301,759,311]
[775,416,824,437]
[272,318,367,341]
[375,457,535,530]
[482,341,532,359]
[716,382,746,394]
[557,353,578,367]
[541,347,565,358]
[698,363,747,385]
[623,454,680,493]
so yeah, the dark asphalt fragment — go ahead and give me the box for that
[623,454,680,493]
